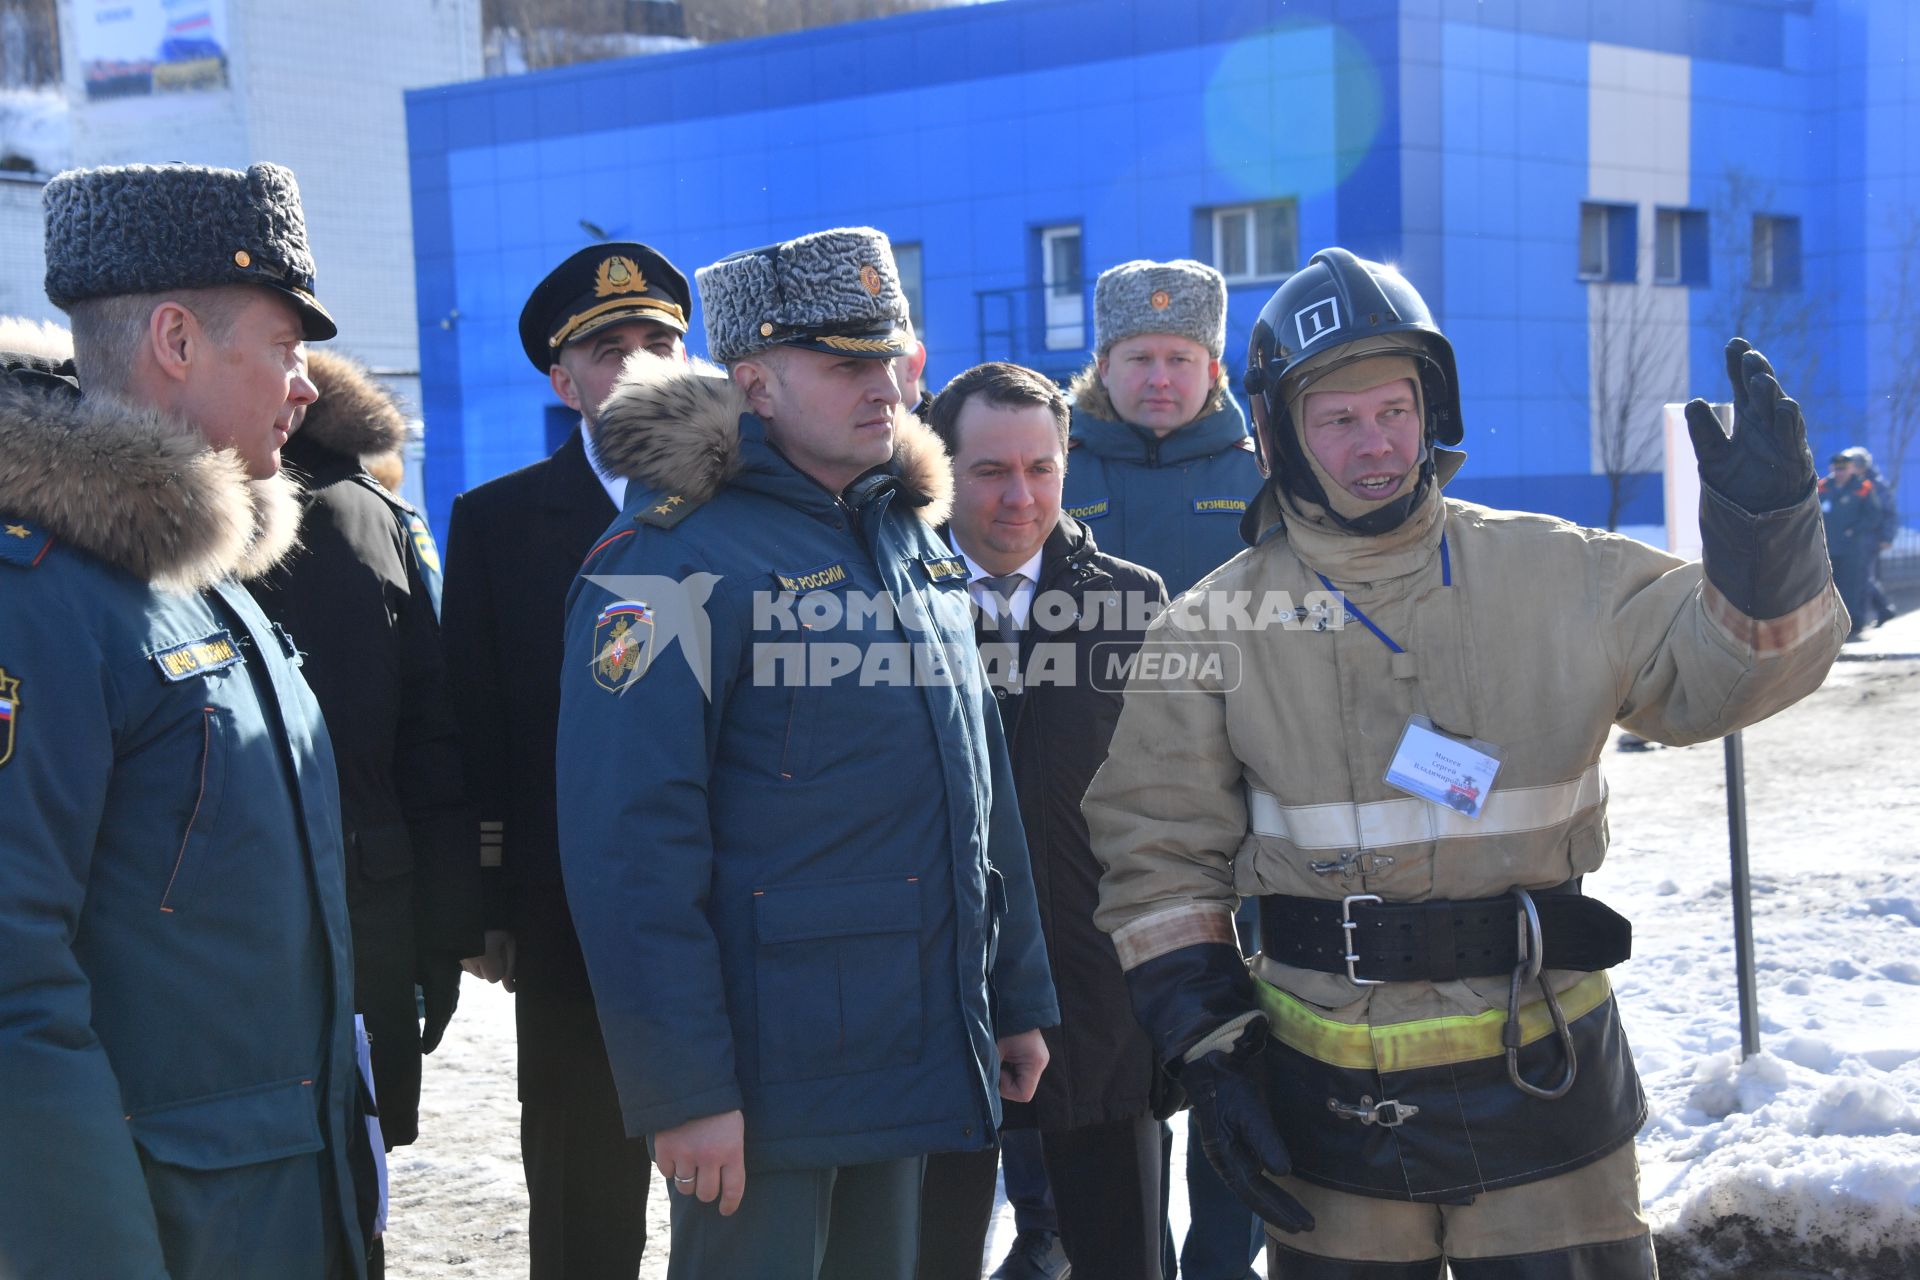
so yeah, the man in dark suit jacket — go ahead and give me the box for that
[916,362,1169,1280]
[441,242,692,1280]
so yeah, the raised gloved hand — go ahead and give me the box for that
[417,951,462,1054]
[1123,939,1315,1233]
[1181,1022,1315,1233]
[1684,338,1816,514]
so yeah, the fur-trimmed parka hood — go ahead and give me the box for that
[1066,358,1234,426]
[296,349,409,459]
[592,355,953,526]
[0,323,299,591]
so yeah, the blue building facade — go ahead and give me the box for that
[406,0,1920,540]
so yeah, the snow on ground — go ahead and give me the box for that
[389,611,1920,1278]
[1606,607,1920,1277]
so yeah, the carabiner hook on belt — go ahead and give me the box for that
[1503,887,1578,1100]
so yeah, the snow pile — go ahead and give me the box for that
[1603,628,1920,1276]
[0,88,68,176]
[1640,1050,1920,1272]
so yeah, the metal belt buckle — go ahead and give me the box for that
[1341,892,1384,986]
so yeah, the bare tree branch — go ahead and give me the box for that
[1701,166,1835,428]
[1874,212,1920,498]
[1587,277,1686,531]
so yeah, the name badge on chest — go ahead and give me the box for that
[1383,714,1503,819]
[920,555,968,584]
[151,630,245,683]
[774,561,852,594]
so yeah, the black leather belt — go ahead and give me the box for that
[1258,888,1632,985]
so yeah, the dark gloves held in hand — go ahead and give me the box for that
[417,951,462,1055]
[1180,1022,1316,1234]
[1683,337,1817,515]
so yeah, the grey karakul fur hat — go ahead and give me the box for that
[696,226,910,364]
[1094,258,1226,357]
[43,162,336,340]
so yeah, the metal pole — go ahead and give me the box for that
[1725,731,1761,1059]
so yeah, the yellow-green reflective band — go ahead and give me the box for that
[1254,971,1613,1073]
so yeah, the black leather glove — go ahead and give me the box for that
[1123,939,1315,1232]
[1684,338,1816,514]
[417,951,462,1055]
[1182,1022,1314,1233]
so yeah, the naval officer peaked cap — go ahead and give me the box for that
[519,241,692,373]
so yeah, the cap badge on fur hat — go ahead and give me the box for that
[859,264,883,296]
[1150,289,1171,310]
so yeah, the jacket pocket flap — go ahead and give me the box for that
[754,875,921,944]
[351,823,414,882]
[128,1075,324,1171]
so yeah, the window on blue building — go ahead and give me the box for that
[894,240,925,342]
[1654,208,1709,286]
[1579,202,1637,283]
[1038,224,1084,351]
[1207,199,1297,283]
[1752,215,1801,290]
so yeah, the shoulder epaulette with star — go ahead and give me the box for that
[634,491,703,529]
[0,518,53,569]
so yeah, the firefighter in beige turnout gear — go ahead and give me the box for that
[1086,248,1847,1278]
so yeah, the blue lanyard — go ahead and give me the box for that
[1313,535,1451,655]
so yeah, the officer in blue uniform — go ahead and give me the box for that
[1819,448,1883,639]
[1061,259,1265,598]
[555,227,1059,1279]
[1055,260,1267,1279]
[0,163,367,1279]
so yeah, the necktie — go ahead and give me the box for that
[979,572,1026,695]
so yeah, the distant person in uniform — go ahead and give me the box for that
[1059,257,1267,1280]
[897,317,931,420]
[1842,445,1900,627]
[1061,258,1264,596]
[441,241,692,1280]
[1819,448,1879,640]
[0,161,370,1279]
[557,227,1058,1279]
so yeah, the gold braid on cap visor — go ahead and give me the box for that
[549,297,688,349]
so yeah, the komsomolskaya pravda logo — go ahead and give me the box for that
[581,573,1346,699]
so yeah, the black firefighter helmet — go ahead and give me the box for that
[1243,247,1462,533]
